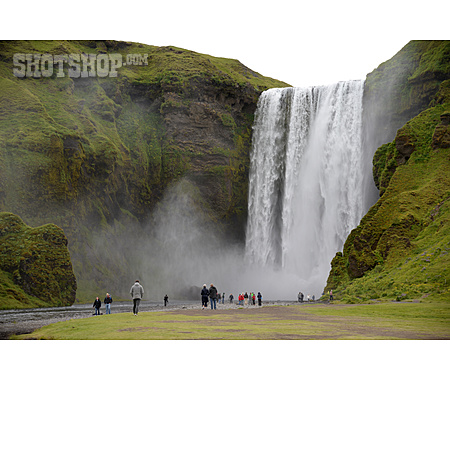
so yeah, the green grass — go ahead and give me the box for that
[11,302,450,340]
[119,43,291,90]
[0,212,76,308]
[0,270,49,309]
[327,75,450,301]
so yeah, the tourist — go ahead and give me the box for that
[201,284,209,309]
[209,283,218,310]
[244,292,249,306]
[130,279,144,316]
[238,293,244,306]
[222,293,225,304]
[217,292,221,304]
[252,292,256,305]
[329,290,333,301]
[257,292,262,306]
[164,294,169,307]
[93,297,101,315]
[104,293,113,314]
[229,294,234,304]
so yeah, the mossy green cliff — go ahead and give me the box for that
[363,41,450,149]
[326,41,450,303]
[0,212,76,309]
[0,40,289,304]
[2,39,449,308]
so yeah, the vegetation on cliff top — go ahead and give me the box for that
[364,40,450,128]
[0,40,289,92]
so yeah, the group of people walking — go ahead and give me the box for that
[92,293,113,315]
[201,285,263,309]
[236,291,262,306]
[201,284,216,309]
[93,280,145,316]
[92,279,269,315]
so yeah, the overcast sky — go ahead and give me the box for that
[4,0,448,87]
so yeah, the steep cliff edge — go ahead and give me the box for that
[0,40,289,302]
[326,43,450,302]
[361,40,450,207]
[363,41,450,149]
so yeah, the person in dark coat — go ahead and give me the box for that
[257,292,262,306]
[93,297,101,315]
[201,284,209,309]
[104,293,113,314]
[209,283,218,310]
[164,294,169,307]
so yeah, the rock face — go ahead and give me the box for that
[325,43,450,302]
[364,41,450,147]
[0,40,289,300]
[432,111,450,149]
[363,41,450,203]
[0,212,77,309]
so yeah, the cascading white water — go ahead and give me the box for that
[245,80,365,297]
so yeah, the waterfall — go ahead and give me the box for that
[245,80,365,298]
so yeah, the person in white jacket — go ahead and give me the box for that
[130,280,144,315]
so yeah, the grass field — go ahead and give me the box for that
[11,302,450,340]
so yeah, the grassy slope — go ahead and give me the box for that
[326,83,450,303]
[11,303,450,340]
[118,42,290,90]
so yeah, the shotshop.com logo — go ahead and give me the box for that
[13,53,148,78]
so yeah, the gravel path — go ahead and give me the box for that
[0,311,93,339]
